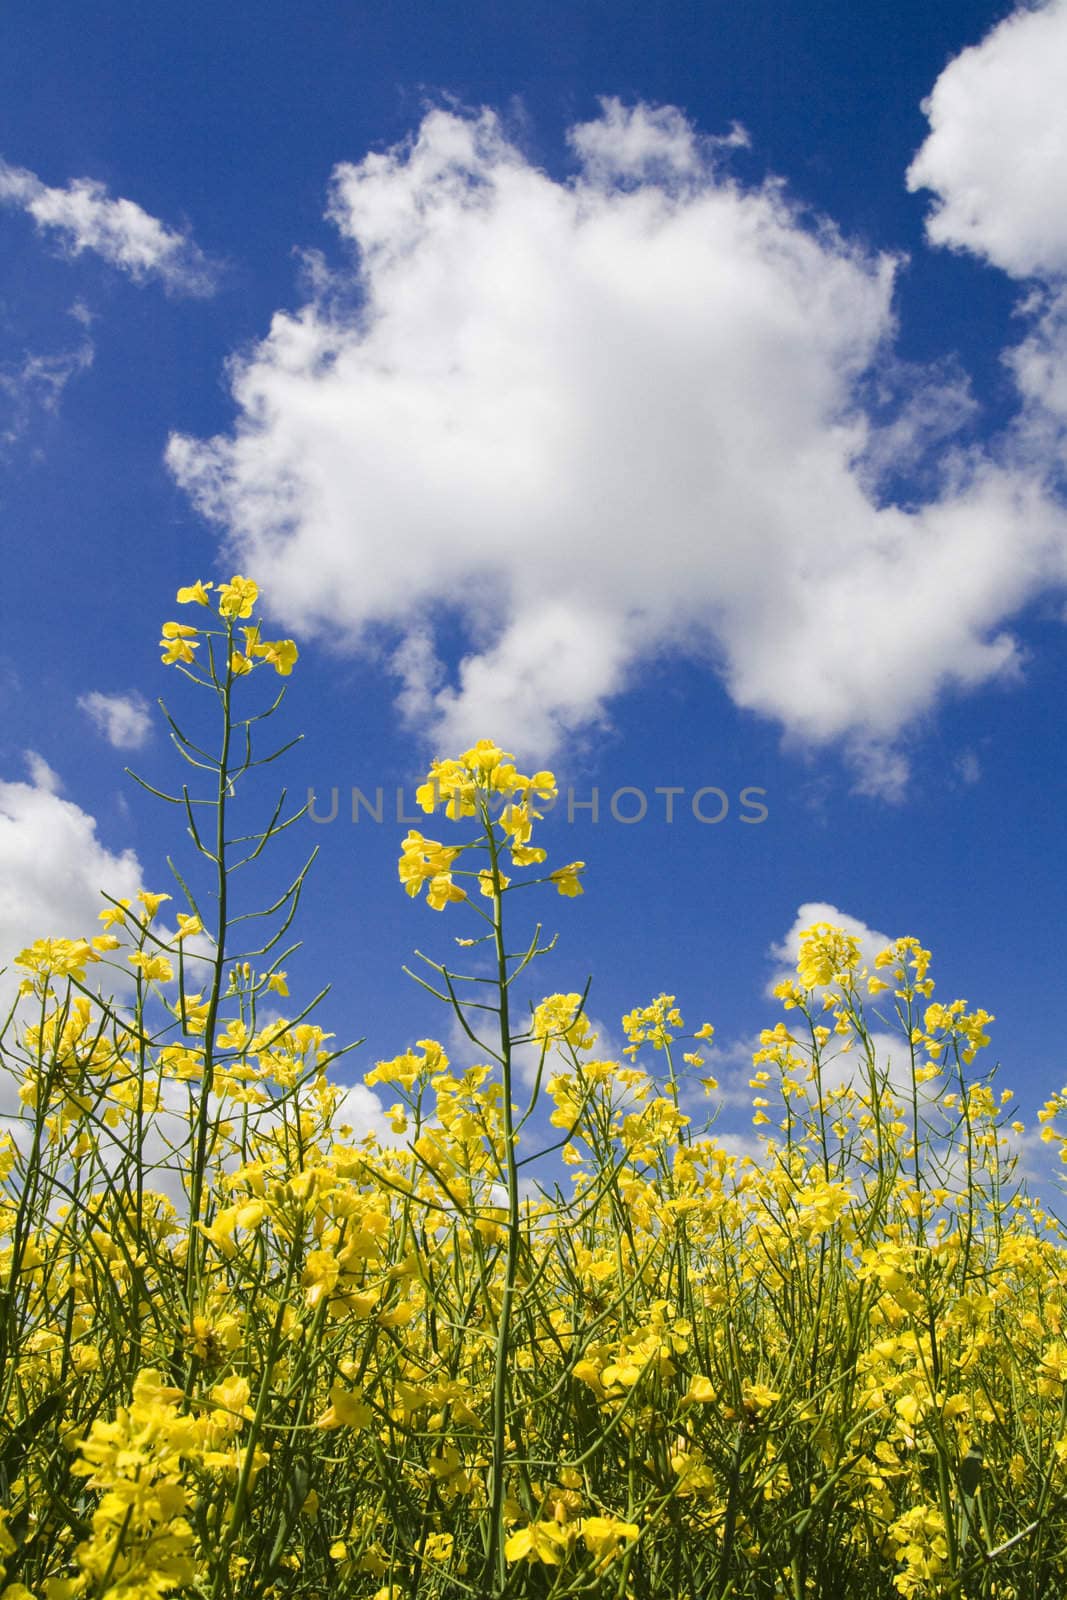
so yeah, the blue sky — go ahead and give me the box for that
[1,1,1065,1176]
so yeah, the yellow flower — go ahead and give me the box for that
[580,1516,640,1560]
[1038,1342,1067,1395]
[261,638,298,676]
[428,1444,470,1487]
[398,830,462,902]
[216,1017,249,1050]
[175,912,203,940]
[128,951,174,982]
[622,993,682,1049]
[176,579,213,605]
[137,890,172,920]
[217,575,259,618]
[230,650,253,676]
[316,1382,373,1430]
[426,873,467,911]
[499,802,533,845]
[161,635,197,663]
[414,743,556,823]
[532,994,596,1051]
[99,900,131,928]
[504,1522,572,1565]
[549,861,585,897]
[197,1200,264,1257]
[888,1505,948,1588]
[416,759,477,818]
[209,1374,254,1427]
[187,1309,241,1363]
[160,622,200,665]
[511,843,548,866]
[377,1301,414,1329]
[526,769,557,799]
[797,923,861,989]
[302,1249,341,1308]
[15,936,100,980]
[364,1040,445,1088]
[741,1380,780,1411]
[479,867,510,897]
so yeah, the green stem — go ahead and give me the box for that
[484,805,522,1597]
[185,637,234,1331]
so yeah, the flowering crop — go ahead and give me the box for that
[2,579,1067,1599]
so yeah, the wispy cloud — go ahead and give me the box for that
[77,690,153,750]
[0,157,218,296]
[0,334,94,445]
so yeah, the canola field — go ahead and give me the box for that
[2,579,1067,1600]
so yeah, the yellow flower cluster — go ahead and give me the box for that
[159,576,298,675]
[5,577,1067,1600]
[68,1367,266,1599]
[2,882,1065,1600]
[398,738,584,909]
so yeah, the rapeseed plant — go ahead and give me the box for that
[1,577,1067,1598]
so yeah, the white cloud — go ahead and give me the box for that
[0,753,143,1004]
[0,336,94,446]
[954,748,982,785]
[907,4,1067,503]
[0,157,217,296]
[566,96,746,185]
[78,690,153,750]
[167,102,1067,786]
[907,1,1067,281]
[844,739,913,804]
[854,355,978,496]
[1005,287,1067,450]
[23,751,62,794]
[0,1065,391,1211]
[0,757,389,1166]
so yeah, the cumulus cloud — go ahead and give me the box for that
[567,97,747,185]
[167,101,1067,793]
[0,752,143,1004]
[0,751,388,1154]
[78,690,153,750]
[908,4,1067,479]
[0,157,217,295]
[907,1,1067,281]
[0,1061,390,1208]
